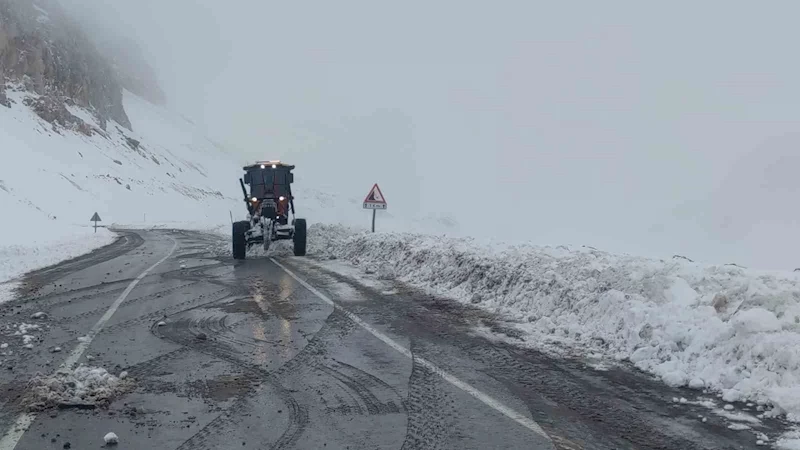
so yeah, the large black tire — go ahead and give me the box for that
[232,221,249,260]
[293,219,307,256]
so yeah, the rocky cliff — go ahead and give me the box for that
[87,31,167,106]
[0,0,131,129]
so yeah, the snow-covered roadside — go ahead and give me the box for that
[304,224,800,426]
[0,81,243,302]
[0,228,116,303]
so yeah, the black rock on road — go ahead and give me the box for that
[0,230,783,449]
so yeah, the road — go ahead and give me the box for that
[0,229,781,449]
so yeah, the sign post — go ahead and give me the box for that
[363,184,387,232]
[90,212,102,233]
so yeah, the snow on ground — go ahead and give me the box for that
[15,323,40,335]
[777,431,800,450]
[0,83,246,298]
[24,365,132,410]
[104,432,119,445]
[304,224,800,425]
[0,321,44,361]
[6,322,43,350]
[0,228,116,303]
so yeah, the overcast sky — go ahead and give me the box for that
[60,0,800,269]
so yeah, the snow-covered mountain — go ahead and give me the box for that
[0,0,130,128]
[0,0,239,285]
[0,81,242,283]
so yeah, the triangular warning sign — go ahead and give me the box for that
[90,212,102,222]
[363,184,387,204]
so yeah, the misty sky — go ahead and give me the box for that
[59,0,800,269]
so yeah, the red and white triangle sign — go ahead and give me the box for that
[363,183,387,209]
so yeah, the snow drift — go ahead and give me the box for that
[307,224,800,420]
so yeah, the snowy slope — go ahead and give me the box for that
[0,83,243,293]
[0,86,243,230]
[306,224,800,426]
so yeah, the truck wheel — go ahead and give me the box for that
[293,219,307,256]
[232,221,249,260]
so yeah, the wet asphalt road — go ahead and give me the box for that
[0,229,781,449]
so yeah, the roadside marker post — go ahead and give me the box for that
[90,212,102,233]
[363,184,387,232]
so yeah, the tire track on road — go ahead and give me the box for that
[51,281,199,325]
[11,231,144,300]
[166,309,361,450]
[10,280,133,310]
[125,347,195,378]
[270,258,552,444]
[97,288,229,335]
[400,349,455,450]
[318,360,405,416]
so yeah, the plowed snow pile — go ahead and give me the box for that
[25,365,132,411]
[307,224,800,420]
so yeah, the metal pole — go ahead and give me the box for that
[94,221,97,233]
[372,209,376,233]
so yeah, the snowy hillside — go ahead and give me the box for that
[305,224,800,429]
[0,82,243,290]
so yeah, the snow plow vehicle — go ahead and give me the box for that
[232,161,306,259]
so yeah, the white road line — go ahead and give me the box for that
[270,258,551,441]
[0,236,178,450]
[0,415,34,450]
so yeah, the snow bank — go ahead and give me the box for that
[24,365,133,411]
[0,229,116,303]
[306,224,800,419]
[777,430,800,449]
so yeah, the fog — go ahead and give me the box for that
[59,0,800,269]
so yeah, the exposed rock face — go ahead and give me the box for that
[0,0,131,129]
[22,95,93,135]
[90,33,167,106]
[0,81,8,107]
